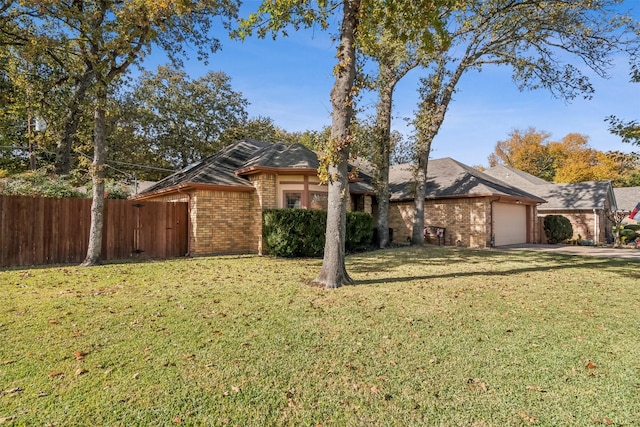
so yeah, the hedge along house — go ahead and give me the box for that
[387,159,546,247]
[483,165,617,244]
[135,139,375,256]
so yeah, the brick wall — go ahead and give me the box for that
[249,174,277,254]
[539,209,610,244]
[389,198,491,247]
[191,189,256,255]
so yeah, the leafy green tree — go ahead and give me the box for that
[110,66,249,170]
[409,0,638,241]
[2,0,240,266]
[358,0,451,248]
[602,151,640,187]
[240,0,451,285]
[218,116,324,150]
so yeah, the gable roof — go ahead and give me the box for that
[389,158,545,203]
[236,143,319,175]
[142,139,270,195]
[138,139,375,197]
[483,165,616,211]
[613,187,640,212]
[533,182,616,210]
[482,164,550,186]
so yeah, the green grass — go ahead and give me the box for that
[1,246,639,426]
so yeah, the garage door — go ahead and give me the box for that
[493,203,526,246]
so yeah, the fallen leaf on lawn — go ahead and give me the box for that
[73,350,89,360]
[48,319,59,325]
[75,368,87,376]
[526,385,546,392]
[48,371,63,378]
[370,385,380,394]
[132,372,139,380]
[389,360,397,366]
[586,362,597,370]
[520,411,537,423]
[602,417,613,425]
[172,417,181,424]
[231,386,240,393]
[1,387,22,396]
[0,360,15,365]
[467,378,487,392]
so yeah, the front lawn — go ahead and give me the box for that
[1,246,639,426]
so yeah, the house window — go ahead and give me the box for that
[285,192,302,209]
[310,192,328,210]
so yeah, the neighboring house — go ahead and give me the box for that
[612,187,640,224]
[387,159,545,247]
[135,139,375,256]
[483,165,617,244]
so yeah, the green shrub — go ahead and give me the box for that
[623,224,640,232]
[543,215,573,244]
[85,180,132,199]
[0,170,85,198]
[619,228,639,244]
[346,211,374,252]
[262,209,374,257]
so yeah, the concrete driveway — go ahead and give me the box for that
[495,244,640,260]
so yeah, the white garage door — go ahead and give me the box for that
[493,203,527,246]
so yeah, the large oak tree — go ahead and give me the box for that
[3,0,240,265]
[358,1,451,248]
[408,0,639,243]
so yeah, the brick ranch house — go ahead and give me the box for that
[135,139,544,256]
[483,165,617,244]
[135,139,376,255]
[386,159,544,247]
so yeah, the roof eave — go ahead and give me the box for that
[390,193,546,204]
[133,182,255,200]
[235,166,319,176]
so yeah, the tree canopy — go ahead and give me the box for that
[488,127,640,185]
[110,66,249,171]
[2,0,240,265]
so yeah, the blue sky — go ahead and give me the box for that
[143,2,640,167]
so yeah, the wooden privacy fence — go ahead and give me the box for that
[0,196,188,267]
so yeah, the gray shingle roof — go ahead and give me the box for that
[533,182,615,210]
[139,140,376,196]
[389,158,545,202]
[613,187,640,212]
[141,139,269,194]
[483,165,616,210]
[482,164,550,186]
[237,143,319,173]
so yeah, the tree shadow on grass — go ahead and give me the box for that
[347,245,640,286]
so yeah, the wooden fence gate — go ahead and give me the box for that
[0,196,188,267]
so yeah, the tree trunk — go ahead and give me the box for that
[82,87,107,266]
[313,0,360,289]
[410,59,461,244]
[411,149,429,244]
[55,70,93,175]
[374,65,395,249]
